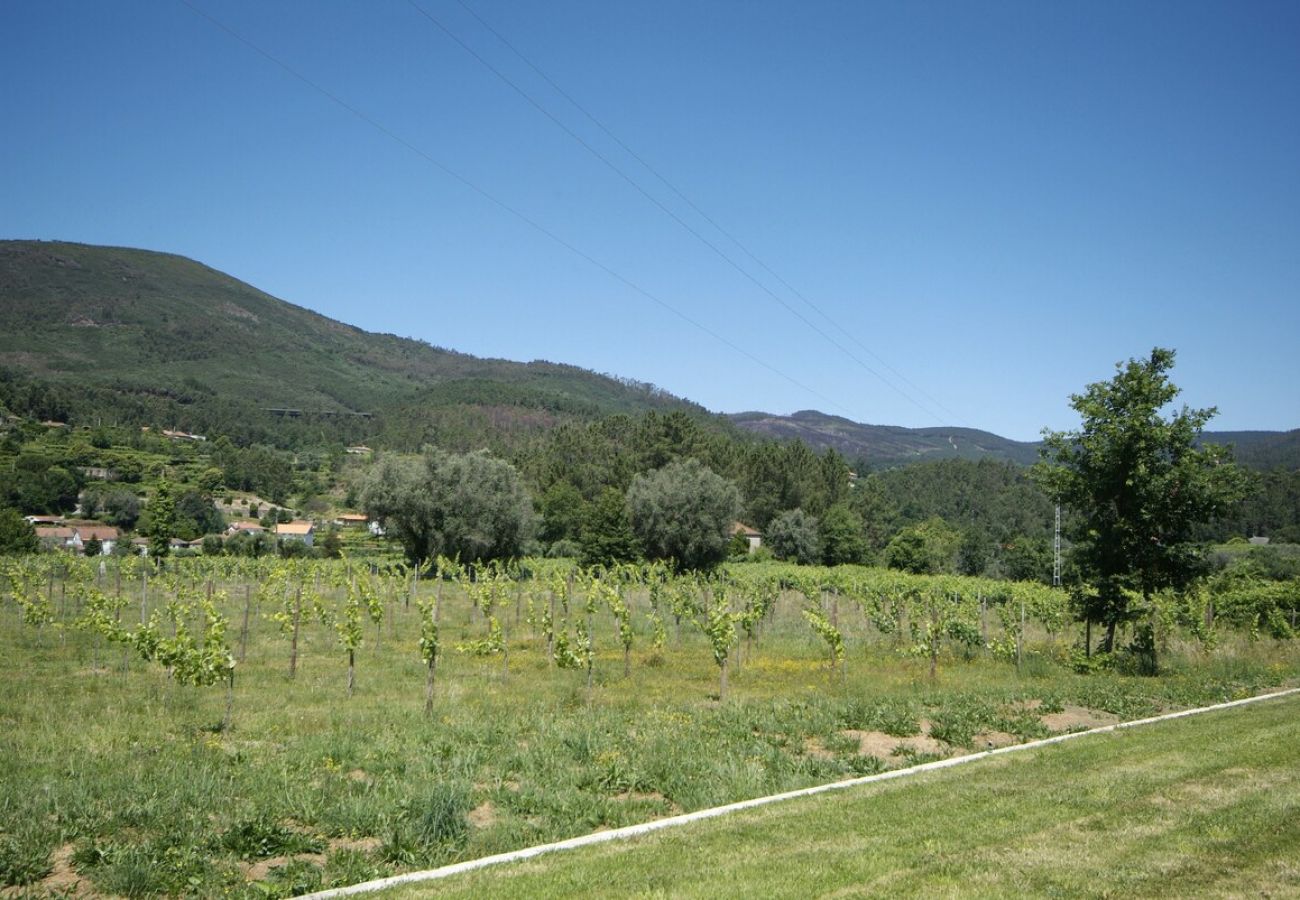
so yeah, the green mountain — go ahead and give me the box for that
[0,240,705,448]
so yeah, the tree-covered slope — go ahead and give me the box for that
[0,240,704,446]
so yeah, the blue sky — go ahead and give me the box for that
[3,1,1297,440]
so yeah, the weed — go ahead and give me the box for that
[0,832,52,886]
[218,817,324,860]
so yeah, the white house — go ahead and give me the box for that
[276,520,315,547]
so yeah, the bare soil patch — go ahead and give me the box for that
[29,843,92,896]
[243,852,326,881]
[469,801,497,829]
[972,730,1019,750]
[842,729,948,761]
[328,836,381,853]
[1040,706,1119,732]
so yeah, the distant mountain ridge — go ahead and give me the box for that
[729,410,1298,471]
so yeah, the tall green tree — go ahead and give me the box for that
[1032,348,1252,653]
[819,503,869,566]
[578,488,641,567]
[147,480,176,561]
[627,459,741,572]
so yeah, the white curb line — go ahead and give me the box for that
[297,686,1300,899]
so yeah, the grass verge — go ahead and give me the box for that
[378,693,1300,899]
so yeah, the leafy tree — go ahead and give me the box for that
[847,475,901,550]
[360,450,535,565]
[885,517,961,574]
[80,485,141,529]
[320,526,343,559]
[147,481,176,561]
[538,481,587,546]
[82,536,104,557]
[1032,348,1252,653]
[1,454,82,514]
[0,508,39,555]
[819,503,868,566]
[578,488,640,567]
[627,459,741,572]
[174,489,224,540]
[958,528,991,576]
[765,508,821,564]
[1000,534,1052,583]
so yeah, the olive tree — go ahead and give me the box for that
[626,459,740,572]
[360,449,535,565]
[765,508,821,564]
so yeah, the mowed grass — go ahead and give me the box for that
[385,693,1300,899]
[2,571,1298,896]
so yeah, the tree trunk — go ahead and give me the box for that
[1103,620,1117,653]
[719,659,728,701]
[347,648,355,697]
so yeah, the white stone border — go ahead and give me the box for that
[297,686,1300,899]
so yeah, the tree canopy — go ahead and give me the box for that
[1032,348,1252,650]
[626,459,741,571]
[360,449,535,565]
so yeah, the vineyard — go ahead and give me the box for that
[2,556,1298,897]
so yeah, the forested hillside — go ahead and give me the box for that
[0,240,705,450]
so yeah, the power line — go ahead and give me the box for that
[434,0,964,426]
[175,0,854,419]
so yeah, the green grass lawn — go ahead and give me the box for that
[382,693,1300,899]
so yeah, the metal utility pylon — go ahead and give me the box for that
[1053,502,1062,587]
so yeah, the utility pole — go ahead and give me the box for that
[1053,502,1062,587]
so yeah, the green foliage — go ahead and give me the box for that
[764,508,820,564]
[1033,348,1254,642]
[147,480,176,560]
[0,508,38,555]
[0,450,83,514]
[360,450,535,565]
[885,517,961,574]
[219,817,324,860]
[1001,534,1052,583]
[538,481,587,546]
[819,503,869,566]
[578,488,640,568]
[627,459,741,572]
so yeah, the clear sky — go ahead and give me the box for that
[3,1,1297,440]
